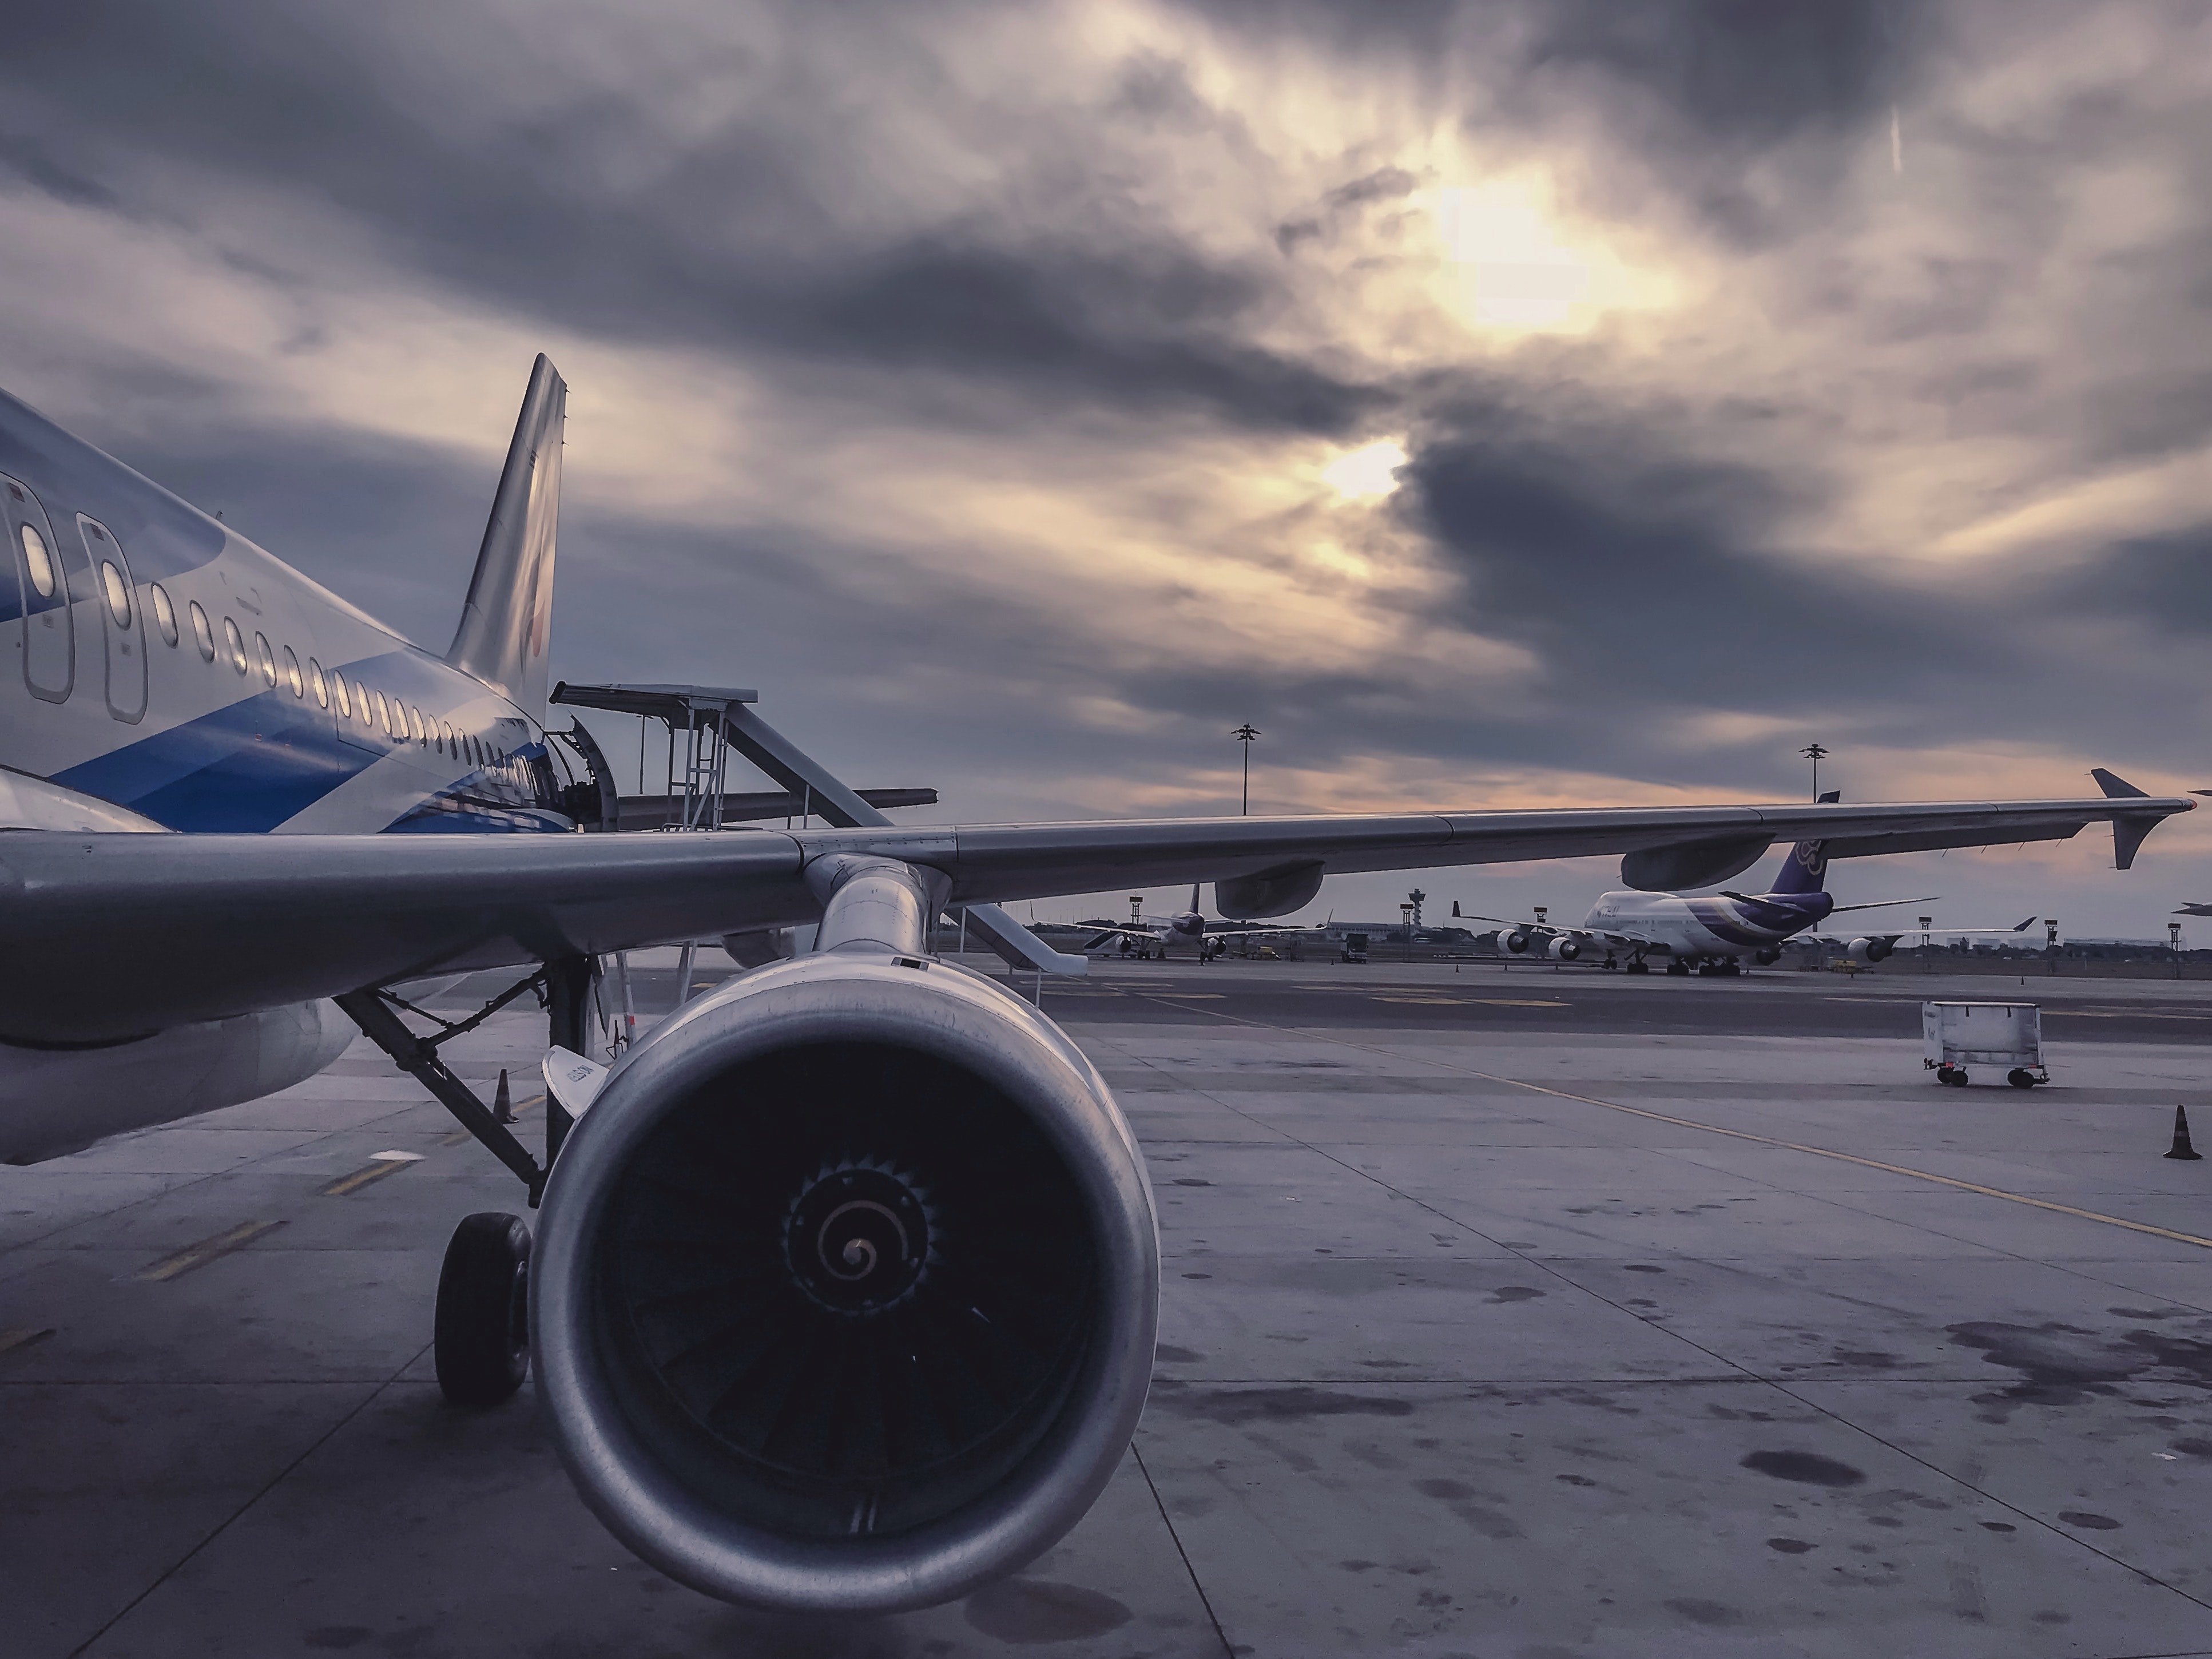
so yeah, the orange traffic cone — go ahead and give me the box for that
[2163,1104,2201,1161]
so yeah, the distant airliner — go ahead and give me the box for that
[0,355,2190,1616]
[1468,831,2043,975]
[1079,886,1324,959]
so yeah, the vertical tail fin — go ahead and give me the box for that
[1768,788,1841,896]
[448,355,566,719]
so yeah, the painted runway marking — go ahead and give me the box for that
[1143,995,2212,1253]
[0,1326,56,1357]
[1373,995,1570,1008]
[323,1152,424,1197]
[137,1219,285,1281]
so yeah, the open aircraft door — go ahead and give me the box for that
[77,515,146,723]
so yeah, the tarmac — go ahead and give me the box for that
[5,954,2211,1657]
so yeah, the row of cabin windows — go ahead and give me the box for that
[15,516,514,772]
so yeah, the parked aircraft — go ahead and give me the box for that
[0,356,2192,1617]
[1464,827,2060,975]
[1078,886,1325,959]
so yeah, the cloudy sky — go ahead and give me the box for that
[2,0,2207,934]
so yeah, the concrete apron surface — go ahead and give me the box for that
[3,984,2211,1658]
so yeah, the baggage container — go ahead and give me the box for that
[1922,1001,2046,1089]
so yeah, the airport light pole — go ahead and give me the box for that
[2172,920,2184,979]
[1232,723,1260,815]
[1920,915,1932,974]
[2044,918,2059,977]
[1800,743,1829,801]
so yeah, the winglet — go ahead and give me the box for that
[2093,768,2162,870]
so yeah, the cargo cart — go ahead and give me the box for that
[1923,1001,2046,1089]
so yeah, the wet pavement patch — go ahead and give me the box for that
[964,1579,1132,1644]
[1156,1384,1416,1424]
[1665,1597,1744,1627]
[2058,1511,2123,1530]
[1766,1538,1814,1554]
[1487,1286,1544,1304]
[1740,1450,1867,1487]
[1946,1319,2212,1419]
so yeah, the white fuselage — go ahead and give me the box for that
[1581,890,1822,958]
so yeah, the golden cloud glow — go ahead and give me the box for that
[1320,438,1407,500]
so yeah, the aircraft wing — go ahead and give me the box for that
[0,788,2189,1043]
[1808,916,2042,946]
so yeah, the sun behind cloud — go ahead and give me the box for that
[1321,437,1408,500]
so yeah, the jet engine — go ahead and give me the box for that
[1547,936,1581,961]
[530,952,1159,1614]
[1504,928,1535,954]
[1845,936,1893,963]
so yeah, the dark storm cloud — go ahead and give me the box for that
[1521,0,1925,143]
[0,0,1379,436]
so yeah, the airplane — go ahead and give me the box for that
[2176,902,2212,917]
[1460,820,2066,976]
[0,354,2194,1618]
[1077,886,1327,959]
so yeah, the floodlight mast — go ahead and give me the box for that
[1232,723,1260,815]
[1800,743,1829,802]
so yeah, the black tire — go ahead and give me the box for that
[2007,1068,2036,1089]
[1944,1067,1969,1088]
[435,1212,531,1407]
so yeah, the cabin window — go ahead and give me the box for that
[100,561,132,629]
[309,658,328,708]
[282,645,303,697]
[189,600,215,661]
[253,632,276,686]
[375,690,391,736]
[436,720,450,753]
[19,523,55,599]
[330,668,351,718]
[405,705,422,743]
[224,616,247,673]
[149,584,178,645]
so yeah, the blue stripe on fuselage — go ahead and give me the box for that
[55,684,370,831]
[54,648,567,834]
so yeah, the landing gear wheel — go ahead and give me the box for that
[1936,1064,1968,1088]
[435,1212,531,1407]
[2006,1068,2039,1089]
[1665,960,1690,977]
[1625,959,1650,975]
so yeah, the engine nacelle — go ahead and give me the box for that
[1752,947,1782,966]
[1547,936,1580,961]
[1845,936,1893,963]
[531,952,1159,1613]
[1504,928,1535,954]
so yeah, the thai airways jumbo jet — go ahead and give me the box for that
[0,356,2192,1616]
[1470,830,2043,974]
